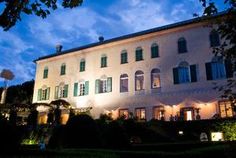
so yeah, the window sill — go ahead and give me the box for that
[135,89,145,95]
[121,62,128,64]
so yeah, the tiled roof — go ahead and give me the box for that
[34,11,226,62]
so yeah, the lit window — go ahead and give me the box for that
[219,101,233,118]
[120,74,128,92]
[74,81,89,96]
[37,87,50,101]
[153,106,165,120]
[119,109,129,119]
[135,47,143,61]
[135,108,146,120]
[135,70,144,91]
[55,84,68,99]
[178,37,187,53]
[151,69,161,89]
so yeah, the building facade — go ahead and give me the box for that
[33,14,235,122]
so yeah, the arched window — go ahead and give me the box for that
[135,47,143,61]
[151,69,161,89]
[209,30,220,47]
[80,59,86,72]
[95,75,112,93]
[135,70,144,91]
[151,43,159,58]
[60,63,66,75]
[121,50,128,64]
[178,37,187,53]
[173,61,197,84]
[43,66,48,79]
[120,74,128,92]
[101,54,107,68]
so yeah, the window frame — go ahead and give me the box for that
[151,43,159,58]
[135,47,143,61]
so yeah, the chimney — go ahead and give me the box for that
[98,36,104,42]
[56,44,63,53]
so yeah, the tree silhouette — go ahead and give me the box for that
[0,0,83,31]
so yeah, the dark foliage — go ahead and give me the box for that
[63,114,101,148]
[48,125,65,149]
[27,108,38,129]
[0,0,83,31]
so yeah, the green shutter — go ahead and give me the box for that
[225,60,233,78]
[190,65,197,82]
[46,87,50,100]
[205,62,212,80]
[64,84,68,98]
[85,81,89,95]
[107,77,112,92]
[95,79,99,94]
[104,57,107,67]
[55,86,59,99]
[173,68,179,84]
[151,46,159,58]
[74,83,78,96]
[43,69,48,78]
[37,89,42,101]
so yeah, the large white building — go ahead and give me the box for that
[33,13,235,123]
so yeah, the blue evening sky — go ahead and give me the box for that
[0,0,227,86]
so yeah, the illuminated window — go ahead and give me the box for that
[178,37,187,53]
[135,108,146,120]
[180,107,194,121]
[121,50,128,64]
[95,76,112,94]
[119,109,129,119]
[173,61,197,84]
[60,63,66,75]
[151,43,159,58]
[219,101,233,118]
[80,59,86,72]
[120,74,128,92]
[135,70,144,91]
[43,67,48,79]
[37,87,50,101]
[101,55,107,68]
[151,69,161,89]
[135,47,143,61]
[153,106,165,120]
[55,84,68,99]
[209,30,220,47]
[74,81,89,96]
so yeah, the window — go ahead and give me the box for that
[135,108,146,120]
[205,57,233,80]
[37,87,50,101]
[173,61,197,84]
[121,50,128,64]
[135,47,143,61]
[60,63,66,75]
[43,67,48,79]
[180,107,194,121]
[153,106,165,120]
[101,55,107,68]
[219,101,233,118]
[178,37,187,53]
[151,43,159,58]
[55,84,68,99]
[135,70,144,91]
[119,109,129,119]
[151,69,161,89]
[80,59,86,72]
[74,81,89,96]
[210,30,220,47]
[95,76,112,94]
[120,74,129,93]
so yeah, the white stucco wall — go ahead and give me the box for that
[33,21,228,120]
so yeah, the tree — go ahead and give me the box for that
[199,0,236,111]
[0,69,15,104]
[0,0,83,31]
